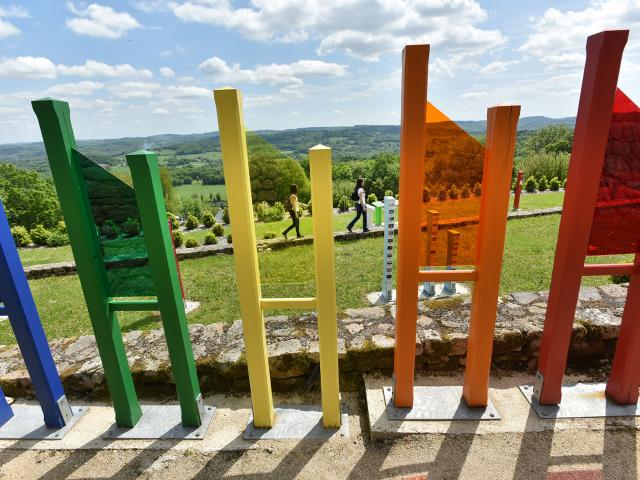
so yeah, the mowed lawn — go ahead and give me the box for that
[1,210,630,345]
[175,182,226,200]
[16,191,565,267]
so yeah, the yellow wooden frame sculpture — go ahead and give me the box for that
[213,88,341,428]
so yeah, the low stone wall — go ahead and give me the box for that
[0,283,625,399]
[24,207,562,280]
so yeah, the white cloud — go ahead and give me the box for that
[0,5,28,38]
[0,57,153,80]
[109,81,161,98]
[58,60,153,78]
[199,57,347,86]
[159,66,175,77]
[479,60,518,75]
[153,107,171,115]
[166,85,210,97]
[521,1,640,70]
[0,57,58,79]
[460,90,488,99]
[0,19,20,38]
[48,81,105,96]
[66,3,141,39]
[169,0,505,64]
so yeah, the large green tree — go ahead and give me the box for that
[0,163,62,230]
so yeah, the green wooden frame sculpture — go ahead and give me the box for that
[32,99,204,428]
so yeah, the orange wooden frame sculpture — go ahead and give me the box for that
[393,44,520,408]
[535,30,635,406]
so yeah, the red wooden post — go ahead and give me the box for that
[535,30,628,405]
[606,252,640,403]
[393,44,429,408]
[512,170,523,211]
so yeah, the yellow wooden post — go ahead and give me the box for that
[213,88,275,427]
[309,145,341,428]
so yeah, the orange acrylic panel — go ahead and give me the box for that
[588,88,640,255]
[422,102,484,267]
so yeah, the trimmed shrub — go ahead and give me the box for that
[306,199,312,215]
[202,211,215,228]
[212,224,224,237]
[524,176,537,193]
[222,207,230,224]
[473,182,481,197]
[121,218,141,237]
[204,233,217,245]
[185,214,198,230]
[30,225,52,246]
[55,221,67,235]
[11,226,30,247]
[168,213,180,231]
[338,195,350,212]
[185,237,199,248]
[549,177,561,191]
[611,274,630,284]
[172,230,184,247]
[537,175,549,192]
[226,233,232,244]
[367,193,377,204]
[100,220,119,239]
[437,187,448,202]
[518,152,569,183]
[448,185,460,200]
[263,232,276,239]
[460,183,471,199]
[422,187,431,202]
[384,190,394,198]
[255,201,285,222]
[46,230,69,247]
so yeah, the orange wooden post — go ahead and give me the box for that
[393,44,429,408]
[607,252,640,403]
[512,170,523,211]
[462,105,520,407]
[535,30,628,405]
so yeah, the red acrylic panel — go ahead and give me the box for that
[421,102,484,267]
[588,88,640,255]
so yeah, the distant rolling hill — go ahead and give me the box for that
[0,116,576,172]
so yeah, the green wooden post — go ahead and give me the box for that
[32,98,142,427]
[126,151,204,427]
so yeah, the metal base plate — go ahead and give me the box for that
[0,405,87,440]
[383,386,500,421]
[244,405,349,440]
[520,383,640,419]
[105,404,215,440]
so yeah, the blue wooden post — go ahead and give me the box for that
[0,387,13,426]
[0,198,73,428]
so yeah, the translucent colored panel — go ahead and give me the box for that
[588,89,640,256]
[73,149,156,297]
[421,102,484,267]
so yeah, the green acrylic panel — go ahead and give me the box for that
[73,149,156,297]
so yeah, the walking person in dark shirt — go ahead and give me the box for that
[347,177,369,233]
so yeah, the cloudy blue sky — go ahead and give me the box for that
[1,0,640,143]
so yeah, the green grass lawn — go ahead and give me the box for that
[175,182,227,200]
[1,212,629,345]
[512,191,564,210]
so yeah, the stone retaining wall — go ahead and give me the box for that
[24,207,562,280]
[0,283,624,399]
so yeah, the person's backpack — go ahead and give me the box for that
[284,194,292,211]
[350,187,359,202]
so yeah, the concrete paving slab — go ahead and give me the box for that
[364,374,640,439]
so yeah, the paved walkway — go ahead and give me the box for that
[0,374,636,479]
